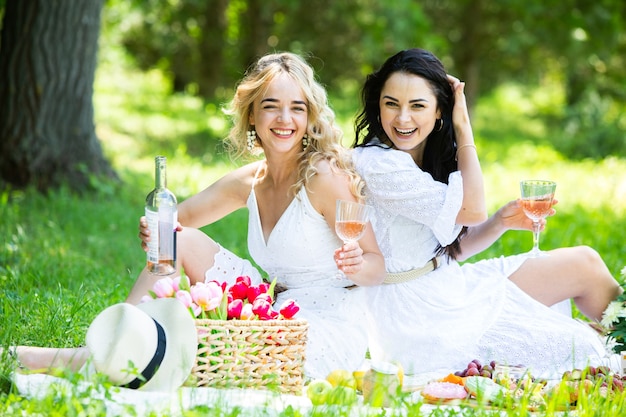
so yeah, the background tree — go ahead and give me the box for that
[0,0,115,192]
[1,0,625,194]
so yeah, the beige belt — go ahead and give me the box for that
[384,256,444,284]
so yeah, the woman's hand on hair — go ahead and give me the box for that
[448,74,471,131]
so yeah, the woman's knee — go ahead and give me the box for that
[176,228,220,283]
[178,228,218,252]
[571,245,610,277]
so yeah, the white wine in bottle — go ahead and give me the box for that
[145,156,177,275]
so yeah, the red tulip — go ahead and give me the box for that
[247,282,271,304]
[227,299,243,319]
[246,285,262,304]
[235,275,252,286]
[255,293,272,304]
[230,281,250,301]
[279,299,300,319]
[252,298,278,320]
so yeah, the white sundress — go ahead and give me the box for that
[353,143,614,379]
[245,184,369,380]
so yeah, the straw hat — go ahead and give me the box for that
[85,298,197,391]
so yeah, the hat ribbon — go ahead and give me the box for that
[123,318,167,389]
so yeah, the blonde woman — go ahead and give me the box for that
[12,53,385,381]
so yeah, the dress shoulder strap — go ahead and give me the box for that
[251,161,265,190]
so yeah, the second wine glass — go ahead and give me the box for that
[520,180,557,257]
[335,199,372,278]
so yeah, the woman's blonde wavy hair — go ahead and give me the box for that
[223,52,363,200]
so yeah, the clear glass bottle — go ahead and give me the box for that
[145,156,177,275]
[362,360,400,407]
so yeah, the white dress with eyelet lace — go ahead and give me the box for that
[246,186,368,380]
[353,143,614,379]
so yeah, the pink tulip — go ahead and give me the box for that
[191,302,202,318]
[190,281,223,312]
[240,303,255,320]
[140,295,153,304]
[153,277,175,298]
[227,299,243,319]
[173,275,190,292]
[278,299,300,319]
[175,290,193,308]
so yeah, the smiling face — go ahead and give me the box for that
[249,72,308,157]
[379,72,441,160]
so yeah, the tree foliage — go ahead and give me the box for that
[1,0,625,193]
[106,0,626,158]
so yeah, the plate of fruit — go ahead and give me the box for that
[418,360,625,411]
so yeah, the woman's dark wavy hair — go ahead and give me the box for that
[353,48,466,260]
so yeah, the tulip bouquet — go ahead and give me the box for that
[601,266,626,354]
[143,275,300,321]
[152,276,309,393]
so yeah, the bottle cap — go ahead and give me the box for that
[370,360,398,375]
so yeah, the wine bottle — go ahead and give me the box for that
[145,156,177,275]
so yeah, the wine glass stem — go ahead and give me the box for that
[531,221,541,254]
[335,240,350,279]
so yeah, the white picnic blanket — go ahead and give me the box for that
[12,372,500,416]
[13,372,312,416]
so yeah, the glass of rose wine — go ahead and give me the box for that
[520,180,557,257]
[335,199,372,277]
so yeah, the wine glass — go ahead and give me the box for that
[520,180,557,257]
[335,199,372,277]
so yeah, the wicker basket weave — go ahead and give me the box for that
[192,318,308,394]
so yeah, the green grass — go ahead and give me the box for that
[1,48,626,415]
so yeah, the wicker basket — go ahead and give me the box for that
[191,318,308,394]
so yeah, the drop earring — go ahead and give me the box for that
[302,133,309,148]
[246,129,257,151]
[435,119,444,132]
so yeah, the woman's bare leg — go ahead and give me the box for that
[509,246,623,321]
[4,346,90,373]
[9,227,221,372]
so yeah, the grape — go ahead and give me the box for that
[455,359,497,380]
[560,365,625,393]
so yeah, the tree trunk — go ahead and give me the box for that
[240,0,274,70]
[452,0,482,116]
[197,0,228,97]
[0,0,116,192]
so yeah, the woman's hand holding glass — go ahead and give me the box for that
[334,200,372,278]
[494,198,557,232]
[519,180,557,257]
